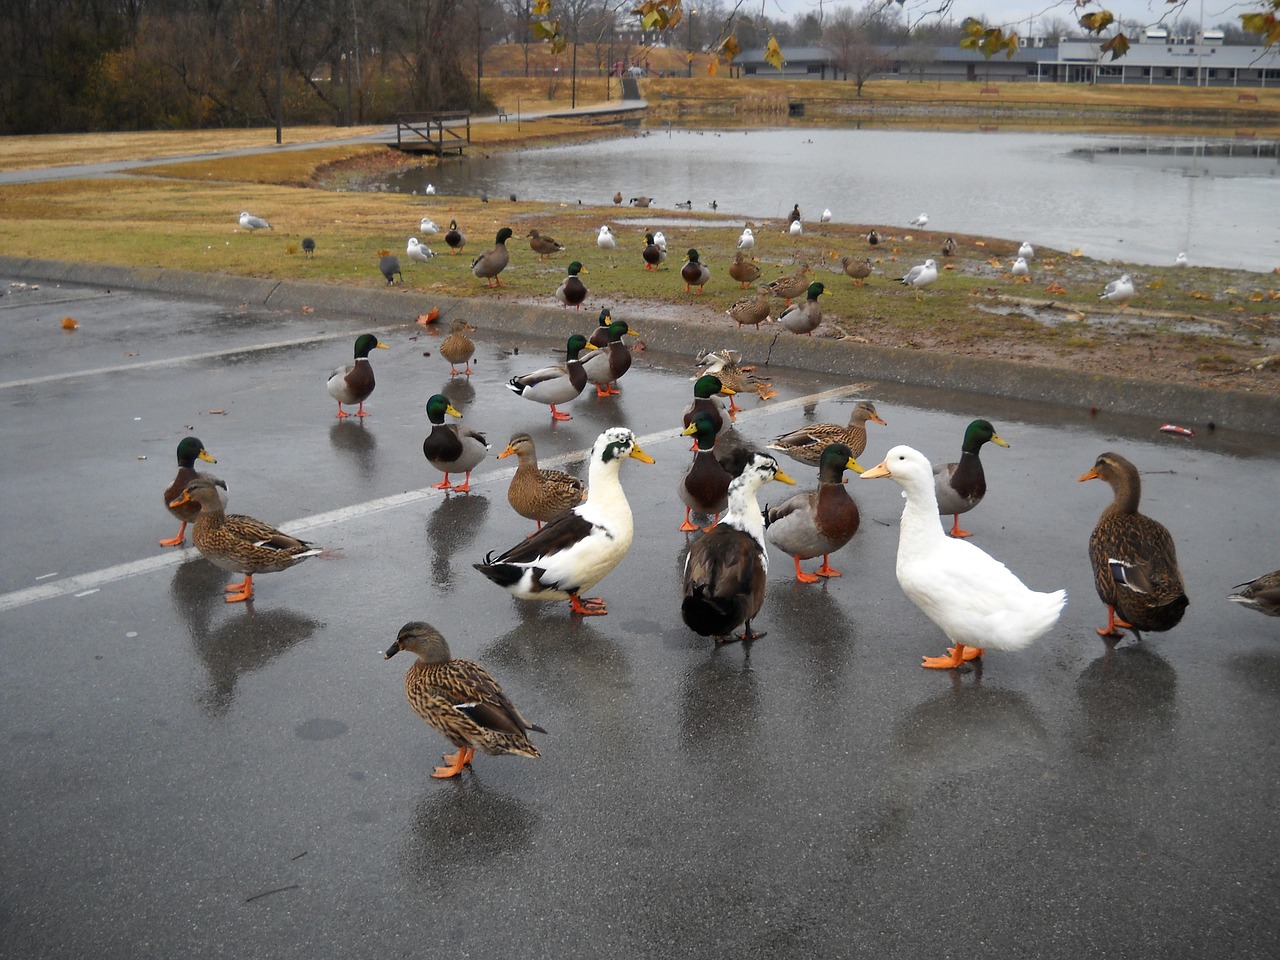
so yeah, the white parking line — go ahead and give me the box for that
[0,383,864,612]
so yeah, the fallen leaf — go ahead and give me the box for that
[209,409,227,415]
[61,317,78,330]
[300,305,315,314]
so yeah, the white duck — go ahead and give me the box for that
[424,183,436,196]
[789,219,803,236]
[406,237,434,263]
[474,427,654,616]
[861,445,1066,669]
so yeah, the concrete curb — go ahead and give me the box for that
[4,255,1276,433]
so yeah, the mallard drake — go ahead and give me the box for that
[238,211,271,231]
[472,227,513,287]
[1228,571,1280,617]
[934,419,1008,538]
[695,348,775,413]
[1078,452,1189,639]
[439,319,476,375]
[1017,241,1035,260]
[941,237,957,257]
[498,432,586,530]
[444,219,466,254]
[422,394,489,492]
[841,256,872,285]
[862,445,1066,669]
[555,261,588,309]
[897,258,938,296]
[867,229,880,246]
[768,400,886,468]
[160,436,223,547]
[682,373,735,444]
[385,621,544,779]
[681,452,795,644]
[642,233,662,271]
[766,264,811,305]
[581,317,638,397]
[678,414,735,532]
[1099,273,1134,306]
[729,252,762,289]
[725,286,771,330]
[506,334,597,421]
[765,442,863,583]
[327,333,389,418]
[787,204,802,226]
[527,228,565,260]
[737,227,756,254]
[169,476,322,603]
[378,254,402,285]
[406,237,434,263]
[475,427,654,616]
[774,281,826,336]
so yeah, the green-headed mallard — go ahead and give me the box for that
[775,281,826,336]
[681,452,795,644]
[472,227,513,287]
[169,476,321,603]
[506,334,597,421]
[327,333,388,419]
[765,442,863,583]
[439,319,476,376]
[475,427,653,616]
[1228,571,1280,618]
[385,621,544,779]
[681,248,710,294]
[841,256,872,285]
[498,432,586,530]
[642,233,662,271]
[861,445,1066,669]
[444,219,466,254]
[935,419,1008,538]
[581,317,638,397]
[556,261,588,309]
[725,286,771,330]
[768,399,887,468]
[160,436,222,547]
[423,394,489,493]
[678,414,735,532]
[766,264,811,305]
[527,228,565,261]
[1078,452,1189,640]
[729,251,762,289]
[695,348,775,413]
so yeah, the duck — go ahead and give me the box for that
[909,212,929,228]
[767,399,886,468]
[422,394,489,492]
[475,427,654,616]
[867,229,880,246]
[765,264,811,305]
[861,445,1066,669]
[444,219,466,254]
[787,204,802,226]
[378,253,402,285]
[612,191,623,205]
[630,196,653,207]
[1227,571,1280,617]
[728,251,762,289]
[1078,452,1189,639]
[725,285,771,330]
[327,333,389,418]
[682,373,735,442]
[1099,273,1135,306]
[841,256,873,285]
[681,452,796,644]
[385,621,544,779]
[169,476,322,603]
[1010,256,1030,278]
[497,433,586,531]
[941,236,957,257]
[1017,241,1035,260]
[642,232,663,271]
[238,211,271,231]
[681,249,710,294]
[506,334,597,421]
[418,217,439,235]
[406,236,434,263]
[527,228,565,260]
[597,224,617,252]
[774,281,826,336]
[934,419,1009,538]
[695,348,776,413]
[439,319,476,376]
[555,260,589,309]
[737,227,756,254]
[897,258,938,296]
[678,414,736,532]
[581,315,639,397]
[159,436,223,547]
[765,442,863,583]
[471,226,513,287]
[676,199,693,210]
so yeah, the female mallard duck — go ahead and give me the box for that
[681,249,711,294]
[439,319,476,376]
[934,419,1008,538]
[729,251,762,288]
[581,317,638,397]
[472,227,513,287]
[444,219,466,254]
[498,432,586,531]
[555,261,588,309]
[695,348,776,413]
[678,414,735,532]
[1078,452,1189,639]
[862,445,1066,669]
[681,452,795,644]
[169,476,322,603]
[766,264,811,305]
[327,333,389,418]
[682,373,735,445]
[1228,571,1280,617]
[385,621,544,779]
[475,427,654,616]
[642,233,663,271]
[768,399,886,468]
[841,256,873,285]
[765,442,863,583]
[423,394,489,492]
[725,286,771,330]
[527,228,565,260]
[506,334,597,421]
[160,436,222,547]
[774,281,826,336]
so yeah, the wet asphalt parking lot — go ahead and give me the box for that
[2,275,1278,959]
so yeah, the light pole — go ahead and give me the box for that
[274,0,283,144]
[686,9,697,77]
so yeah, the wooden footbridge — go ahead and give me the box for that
[392,112,471,156]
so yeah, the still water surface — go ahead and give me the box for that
[388,127,1280,273]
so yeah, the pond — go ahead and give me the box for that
[385,126,1280,273]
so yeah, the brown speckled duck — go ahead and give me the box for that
[695,349,775,414]
[765,442,863,583]
[439,319,476,376]
[765,264,812,305]
[160,436,223,547]
[729,251,762,289]
[1228,571,1280,617]
[841,256,873,285]
[768,400,886,468]
[498,433,586,530]
[527,228,565,260]
[725,286,771,330]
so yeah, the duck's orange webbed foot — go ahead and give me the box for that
[814,556,842,578]
[570,595,608,616]
[680,508,699,532]
[432,475,453,490]
[158,523,187,548]
[224,576,254,603]
[793,557,820,584]
[922,643,975,669]
[550,406,572,421]
[1096,606,1132,638]
[948,516,974,538]
[432,747,474,779]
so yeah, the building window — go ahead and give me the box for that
[1164,68,1174,77]
[1098,65,1121,77]
[1141,67,1151,77]
[1207,69,1216,79]
[1265,69,1280,80]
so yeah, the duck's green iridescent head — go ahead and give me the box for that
[686,248,701,262]
[354,333,388,358]
[692,374,732,399]
[567,261,584,275]
[495,227,513,243]
[962,419,1009,453]
[566,333,596,359]
[644,233,656,244]
[819,441,863,477]
[681,413,720,451]
[806,282,826,300]
[176,436,216,466]
[425,394,462,424]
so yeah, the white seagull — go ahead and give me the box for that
[407,237,435,263]
[1018,241,1035,260]
[1099,273,1135,306]
[737,227,755,252]
[909,212,929,229]
[789,219,803,236]
[596,225,616,251]
[897,258,938,295]
[419,217,439,235]
[238,211,271,231]
[1173,252,1189,267]
[424,184,436,196]
[1011,256,1030,278]
[820,208,832,223]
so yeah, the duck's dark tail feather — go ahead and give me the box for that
[681,587,747,638]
